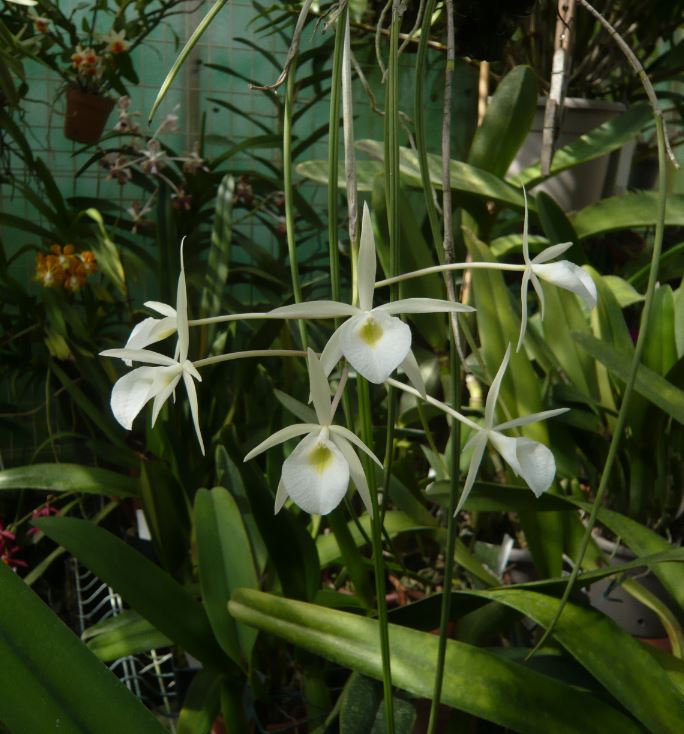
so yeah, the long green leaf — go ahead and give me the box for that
[573,193,684,239]
[83,610,172,662]
[477,589,684,733]
[35,517,231,672]
[177,670,222,734]
[0,561,166,734]
[574,332,684,425]
[229,589,640,734]
[0,463,139,496]
[194,487,258,667]
[149,0,230,123]
[517,103,651,187]
[468,65,537,178]
[200,174,234,320]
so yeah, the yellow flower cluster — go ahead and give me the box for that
[35,244,97,292]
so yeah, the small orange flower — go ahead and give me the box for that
[35,245,97,291]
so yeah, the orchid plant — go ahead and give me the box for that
[101,192,596,517]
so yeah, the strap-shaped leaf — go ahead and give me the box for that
[229,589,640,734]
[0,463,139,496]
[194,487,258,667]
[0,561,166,734]
[35,517,231,672]
[477,589,684,734]
[574,332,684,425]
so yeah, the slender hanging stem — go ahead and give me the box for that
[528,0,671,659]
[328,5,346,303]
[283,55,308,349]
[357,377,394,731]
[414,0,442,255]
[428,1,461,725]
[193,349,306,369]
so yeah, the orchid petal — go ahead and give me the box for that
[489,432,556,497]
[307,349,333,426]
[123,316,177,365]
[183,369,205,455]
[331,434,373,516]
[495,407,569,432]
[150,366,183,426]
[101,348,177,367]
[176,238,189,361]
[268,301,359,319]
[454,431,488,516]
[485,344,511,428]
[339,312,411,383]
[110,366,159,430]
[533,262,598,309]
[144,301,177,318]
[530,270,545,321]
[274,480,289,514]
[531,241,573,264]
[320,324,345,377]
[521,186,531,264]
[357,202,377,312]
[244,424,320,461]
[329,425,382,467]
[281,432,350,515]
[517,271,531,352]
[399,350,426,398]
[374,298,474,315]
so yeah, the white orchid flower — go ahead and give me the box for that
[121,302,177,366]
[101,240,205,454]
[517,187,597,351]
[456,344,568,515]
[268,203,474,395]
[244,349,381,516]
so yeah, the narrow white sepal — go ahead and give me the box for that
[485,344,511,427]
[306,349,333,425]
[274,480,289,514]
[268,301,358,319]
[400,350,426,399]
[374,298,474,315]
[183,369,205,455]
[531,241,573,264]
[281,433,350,515]
[124,316,177,363]
[517,271,531,352]
[243,423,321,461]
[339,311,412,383]
[495,407,569,432]
[176,237,189,362]
[332,434,373,517]
[329,425,382,467]
[454,431,488,516]
[144,301,177,317]
[100,348,177,367]
[320,324,345,378]
[358,203,377,312]
[150,366,183,426]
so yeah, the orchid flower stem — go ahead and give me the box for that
[375,261,525,289]
[386,378,481,432]
[526,8,669,657]
[357,376,394,728]
[414,0,442,256]
[188,312,269,326]
[327,4,345,304]
[193,349,307,369]
[283,54,308,350]
[428,339,461,733]
[416,402,447,475]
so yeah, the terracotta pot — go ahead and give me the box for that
[64,84,115,144]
